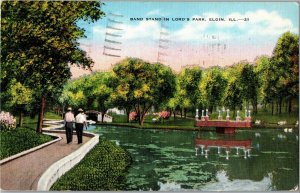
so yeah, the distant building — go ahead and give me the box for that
[107,108,125,115]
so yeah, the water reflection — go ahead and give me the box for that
[195,134,253,160]
[200,170,273,191]
[92,126,299,191]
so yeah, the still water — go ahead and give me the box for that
[89,126,298,191]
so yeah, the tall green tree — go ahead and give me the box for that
[6,80,33,127]
[110,80,133,123]
[177,67,202,116]
[60,79,88,110]
[254,55,271,109]
[1,1,105,132]
[262,62,279,115]
[60,72,114,123]
[112,58,176,125]
[223,64,244,116]
[239,63,260,114]
[200,67,227,113]
[272,31,299,113]
[91,72,114,122]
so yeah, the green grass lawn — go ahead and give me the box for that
[0,112,61,160]
[51,138,131,191]
[44,112,62,120]
[108,109,299,129]
[16,112,62,129]
[252,111,298,125]
[0,128,53,159]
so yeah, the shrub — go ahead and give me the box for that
[51,139,132,191]
[0,128,53,159]
[0,111,16,131]
[129,111,138,122]
[159,111,170,120]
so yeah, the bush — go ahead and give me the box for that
[0,128,53,159]
[51,139,132,191]
[129,111,138,122]
[0,111,16,131]
[159,110,170,120]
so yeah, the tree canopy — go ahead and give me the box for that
[1,1,105,132]
[200,67,227,113]
[112,58,176,125]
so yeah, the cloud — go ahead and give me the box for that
[123,21,161,40]
[146,9,169,17]
[147,9,161,16]
[93,26,105,35]
[172,14,210,41]
[87,21,162,42]
[245,10,294,35]
[173,9,295,41]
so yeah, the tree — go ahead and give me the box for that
[177,67,202,116]
[1,1,105,132]
[223,65,243,116]
[272,31,299,113]
[112,58,176,125]
[91,72,114,123]
[60,72,114,123]
[200,67,227,113]
[6,80,33,127]
[263,62,279,115]
[223,81,243,117]
[254,55,271,110]
[166,97,179,120]
[239,63,260,114]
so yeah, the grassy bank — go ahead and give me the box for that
[0,112,61,160]
[18,112,61,129]
[105,110,299,130]
[51,139,131,191]
[0,128,53,159]
[252,111,298,125]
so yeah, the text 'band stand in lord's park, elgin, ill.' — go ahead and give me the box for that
[195,108,252,134]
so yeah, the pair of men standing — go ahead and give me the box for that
[64,107,87,144]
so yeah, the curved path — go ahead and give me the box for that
[0,120,92,191]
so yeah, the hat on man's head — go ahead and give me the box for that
[78,108,84,112]
[67,107,72,111]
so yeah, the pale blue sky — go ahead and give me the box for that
[72,1,299,76]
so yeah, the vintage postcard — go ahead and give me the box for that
[0,0,299,191]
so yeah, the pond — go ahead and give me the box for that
[88,125,299,191]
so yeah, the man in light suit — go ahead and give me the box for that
[75,108,87,144]
[64,107,75,144]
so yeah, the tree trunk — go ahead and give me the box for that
[61,104,65,119]
[137,103,152,126]
[208,106,213,114]
[18,110,23,127]
[184,108,187,118]
[252,99,258,115]
[288,98,292,114]
[180,109,183,118]
[279,98,282,114]
[101,112,105,123]
[271,101,274,115]
[36,96,46,133]
[233,106,236,117]
[126,111,130,123]
[173,110,176,120]
[139,113,145,126]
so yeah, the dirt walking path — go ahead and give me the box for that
[0,130,91,190]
